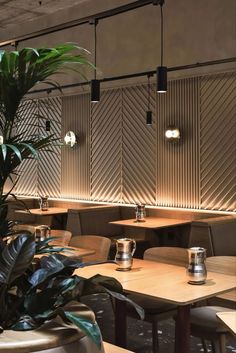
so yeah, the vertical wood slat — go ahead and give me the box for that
[61,94,90,199]
[157,77,200,209]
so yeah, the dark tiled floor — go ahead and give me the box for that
[83,294,236,353]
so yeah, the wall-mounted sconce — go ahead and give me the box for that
[165,126,180,142]
[64,131,77,147]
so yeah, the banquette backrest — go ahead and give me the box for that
[66,206,123,237]
[189,216,236,256]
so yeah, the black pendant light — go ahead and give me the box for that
[45,89,51,132]
[157,1,167,93]
[146,74,153,125]
[91,19,100,103]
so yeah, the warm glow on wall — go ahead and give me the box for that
[165,127,180,141]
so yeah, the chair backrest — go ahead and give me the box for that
[69,235,111,261]
[50,230,72,246]
[206,256,236,276]
[144,246,189,267]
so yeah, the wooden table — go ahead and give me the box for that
[74,259,236,353]
[61,246,95,258]
[15,207,68,228]
[16,207,68,216]
[36,246,95,259]
[217,312,236,335]
[110,217,191,229]
[104,341,134,353]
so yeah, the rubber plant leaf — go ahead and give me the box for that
[24,287,59,316]
[65,311,102,348]
[106,288,145,320]
[0,234,35,285]
[29,255,65,287]
[11,315,37,331]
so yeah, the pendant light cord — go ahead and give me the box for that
[160,4,164,66]
[94,21,97,79]
[148,74,151,110]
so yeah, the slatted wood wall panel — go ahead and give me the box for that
[90,89,122,202]
[15,100,38,196]
[61,94,90,199]
[200,72,236,211]
[122,85,157,205]
[15,71,235,213]
[37,97,61,198]
[157,77,200,209]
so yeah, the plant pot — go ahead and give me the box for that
[0,319,104,353]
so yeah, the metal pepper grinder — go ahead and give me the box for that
[39,195,49,211]
[135,204,146,222]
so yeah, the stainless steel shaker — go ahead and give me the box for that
[35,225,51,241]
[39,195,49,211]
[115,238,136,271]
[187,247,207,284]
[135,204,146,222]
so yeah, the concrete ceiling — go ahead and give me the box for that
[0,0,88,29]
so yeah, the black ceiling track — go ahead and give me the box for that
[0,0,162,47]
[1,0,235,94]
[29,57,236,94]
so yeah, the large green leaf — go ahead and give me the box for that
[64,311,102,348]
[105,288,145,320]
[29,255,65,287]
[83,274,123,294]
[0,234,35,285]
[24,288,59,316]
[11,315,38,331]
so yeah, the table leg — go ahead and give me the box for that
[174,304,191,353]
[114,298,127,348]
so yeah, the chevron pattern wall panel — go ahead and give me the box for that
[91,89,122,202]
[37,97,61,198]
[15,100,38,196]
[157,77,200,209]
[200,72,236,211]
[122,85,157,205]
[61,94,90,199]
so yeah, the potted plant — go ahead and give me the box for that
[0,44,143,352]
[0,43,93,237]
[0,233,136,352]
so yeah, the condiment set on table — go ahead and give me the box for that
[115,202,207,283]
[115,240,207,285]
[36,198,208,284]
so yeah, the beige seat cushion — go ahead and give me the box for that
[190,306,235,333]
